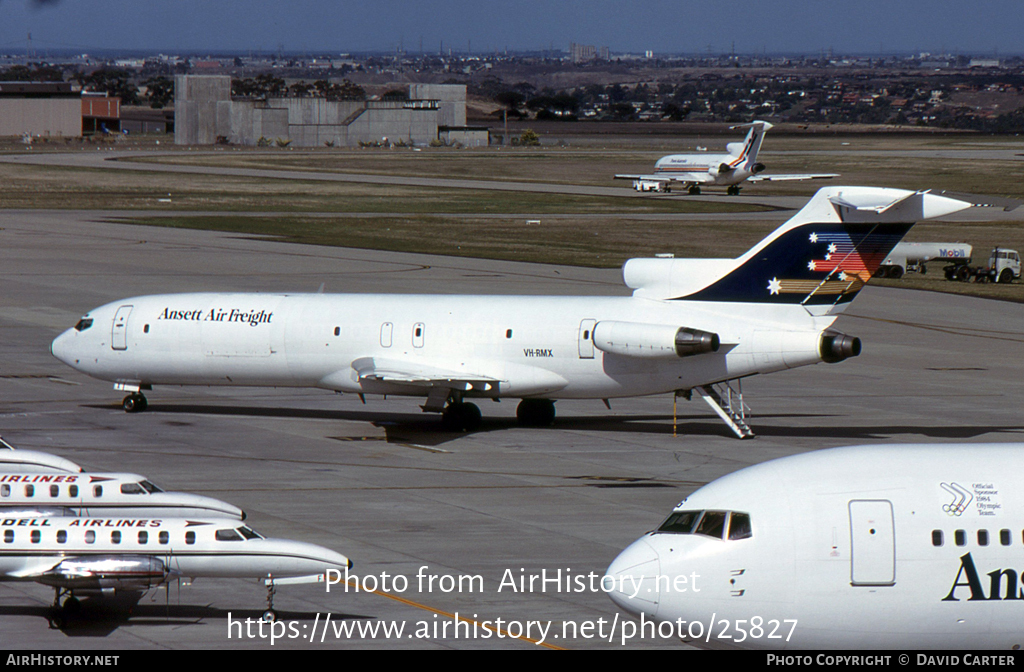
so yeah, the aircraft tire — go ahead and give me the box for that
[262,609,277,622]
[516,399,555,427]
[48,612,64,629]
[441,402,482,432]
[687,186,701,196]
[62,596,81,614]
[122,394,147,413]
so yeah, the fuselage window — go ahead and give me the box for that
[121,483,146,495]
[583,330,590,340]
[978,530,989,546]
[74,318,94,332]
[727,512,752,540]
[185,531,196,545]
[144,324,150,333]
[955,530,966,547]
[24,484,33,497]
[30,530,40,543]
[1001,529,1012,546]
[931,530,943,546]
[657,510,702,534]
[695,511,728,539]
[111,530,121,544]
[159,531,169,545]
[506,329,512,339]
[0,484,8,497]
[3,530,12,543]
[57,530,67,544]
[334,327,341,337]
[93,485,103,498]
[49,485,59,498]
[138,531,148,544]
[69,485,78,497]
[215,529,244,542]
[85,530,95,544]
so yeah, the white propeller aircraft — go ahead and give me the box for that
[615,121,838,195]
[50,187,972,438]
[0,514,350,628]
[606,443,1024,650]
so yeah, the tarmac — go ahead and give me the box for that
[0,209,1022,649]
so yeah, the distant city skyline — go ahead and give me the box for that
[0,0,1020,57]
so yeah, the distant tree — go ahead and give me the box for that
[519,128,540,146]
[381,88,409,101]
[289,81,313,97]
[143,76,173,109]
[79,68,139,105]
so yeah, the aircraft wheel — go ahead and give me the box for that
[122,393,147,413]
[48,612,64,629]
[62,596,81,614]
[687,185,701,195]
[441,402,482,432]
[726,185,739,195]
[516,399,556,427]
[262,609,277,623]
[998,269,1013,284]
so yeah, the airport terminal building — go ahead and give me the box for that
[174,75,485,147]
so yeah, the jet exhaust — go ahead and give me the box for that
[820,331,861,363]
[674,328,720,357]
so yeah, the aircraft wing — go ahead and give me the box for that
[349,357,500,391]
[614,173,713,184]
[747,173,839,182]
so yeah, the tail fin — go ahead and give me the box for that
[724,120,772,172]
[668,187,972,313]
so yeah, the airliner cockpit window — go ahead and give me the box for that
[74,318,94,332]
[120,483,146,495]
[727,512,753,540]
[140,480,163,493]
[694,511,728,539]
[657,510,702,534]
[215,529,244,542]
[237,526,264,540]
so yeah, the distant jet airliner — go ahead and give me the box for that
[615,121,838,194]
[51,187,971,438]
[606,443,1024,649]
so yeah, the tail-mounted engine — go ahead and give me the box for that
[593,321,720,359]
[751,162,766,174]
[819,331,861,363]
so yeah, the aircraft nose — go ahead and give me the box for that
[51,330,74,366]
[605,537,660,618]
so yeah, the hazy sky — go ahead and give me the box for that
[0,0,1020,56]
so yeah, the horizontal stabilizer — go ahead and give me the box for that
[748,173,839,182]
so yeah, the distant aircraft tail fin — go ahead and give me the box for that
[723,120,772,173]
[668,187,972,313]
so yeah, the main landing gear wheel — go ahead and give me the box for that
[516,399,556,427]
[687,185,701,195]
[122,393,148,413]
[441,402,482,432]
[726,185,740,195]
[48,612,65,629]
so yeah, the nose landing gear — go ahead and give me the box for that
[122,393,148,413]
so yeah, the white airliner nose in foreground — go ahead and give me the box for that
[607,444,1024,650]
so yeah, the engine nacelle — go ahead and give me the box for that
[751,162,766,174]
[40,555,169,592]
[716,162,734,174]
[819,331,862,363]
[593,321,720,359]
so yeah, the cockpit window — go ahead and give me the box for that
[140,480,163,493]
[658,510,702,534]
[74,318,94,332]
[120,483,146,495]
[727,512,752,540]
[657,509,752,541]
[237,526,264,540]
[694,511,727,539]
[215,529,244,542]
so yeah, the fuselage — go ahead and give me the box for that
[50,292,837,401]
[654,152,754,186]
[606,444,1024,649]
[0,471,244,520]
[0,516,350,588]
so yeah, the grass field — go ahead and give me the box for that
[2,129,1022,301]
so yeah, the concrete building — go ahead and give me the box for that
[175,75,478,147]
[0,82,81,138]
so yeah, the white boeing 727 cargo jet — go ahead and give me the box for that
[51,187,971,437]
[606,444,1024,649]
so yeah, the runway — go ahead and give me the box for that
[1,210,1022,649]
